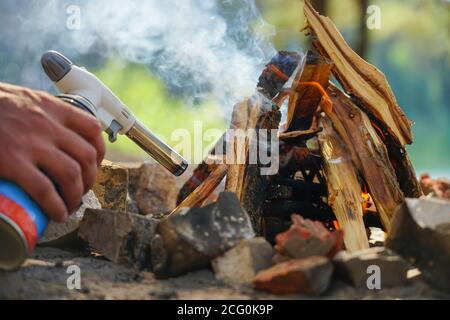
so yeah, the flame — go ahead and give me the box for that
[361,191,371,212]
[361,183,373,213]
[332,220,340,230]
[266,64,333,114]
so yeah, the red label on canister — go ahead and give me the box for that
[0,194,38,252]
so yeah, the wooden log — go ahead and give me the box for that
[304,1,412,147]
[274,177,327,196]
[263,200,334,221]
[169,162,227,217]
[278,145,322,177]
[317,115,369,252]
[385,141,423,198]
[177,134,226,205]
[327,85,404,231]
[279,128,323,144]
[286,50,333,131]
[225,92,281,233]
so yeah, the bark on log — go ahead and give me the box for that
[304,1,412,146]
[317,115,369,252]
[385,141,423,198]
[327,85,404,231]
[225,93,281,233]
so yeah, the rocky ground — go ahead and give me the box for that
[0,246,448,300]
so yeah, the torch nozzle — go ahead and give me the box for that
[126,120,188,176]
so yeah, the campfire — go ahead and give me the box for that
[175,1,422,253]
[34,1,449,297]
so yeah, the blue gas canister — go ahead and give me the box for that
[0,179,49,270]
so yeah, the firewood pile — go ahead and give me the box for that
[177,1,422,253]
[41,2,450,297]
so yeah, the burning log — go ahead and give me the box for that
[317,115,369,252]
[225,93,281,232]
[285,50,333,131]
[326,85,404,231]
[278,128,323,145]
[169,161,227,216]
[177,135,227,205]
[385,143,422,198]
[304,0,412,147]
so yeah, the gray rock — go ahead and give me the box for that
[333,247,410,288]
[152,192,255,278]
[128,162,179,215]
[78,209,158,270]
[212,237,274,286]
[368,227,385,247]
[386,197,450,292]
[39,191,101,246]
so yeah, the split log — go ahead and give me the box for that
[385,142,422,198]
[257,51,303,100]
[278,128,323,144]
[304,1,412,146]
[286,50,333,131]
[327,85,404,231]
[176,134,226,204]
[225,93,281,233]
[177,50,298,208]
[317,115,369,252]
[169,162,227,217]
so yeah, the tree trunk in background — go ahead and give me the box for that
[356,0,369,58]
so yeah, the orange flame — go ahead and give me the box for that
[332,220,340,230]
[266,64,333,114]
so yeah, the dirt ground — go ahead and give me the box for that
[0,246,448,300]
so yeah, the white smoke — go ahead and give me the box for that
[0,0,276,109]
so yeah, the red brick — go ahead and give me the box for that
[253,256,333,295]
[274,214,343,261]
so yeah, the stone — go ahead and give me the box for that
[151,192,255,279]
[333,247,410,288]
[386,197,450,292]
[253,256,333,295]
[420,174,450,200]
[39,191,101,246]
[128,162,179,215]
[261,217,291,245]
[212,237,274,286]
[367,227,386,247]
[274,214,343,261]
[92,160,128,211]
[78,209,158,270]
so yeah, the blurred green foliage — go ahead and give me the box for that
[94,61,227,159]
